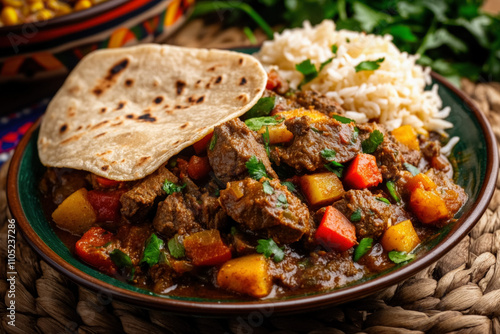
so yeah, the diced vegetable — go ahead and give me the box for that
[52,188,97,235]
[187,155,211,180]
[183,230,232,266]
[276,108,329,122]
[386,181,400,203]
[406,173,437,192]
[380,220,421,253]
[404,163,420,176]
[343,154,382,189]
[391,125,420,150]
[87,190,124,222]
[75,227,117,275]
[300,172,345,206]
[257,123,293,144]
[193,131,214,154]
[353,238,373,262]
[410,188,450,224]
[95,176,122,188]
[217,254,272,298]
[315,206,357,252]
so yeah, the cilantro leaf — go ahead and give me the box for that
[277,193,288,208]
[404,163,420,176]
[110,249,135,280]
[246,155,269,180]
[353,238,373,262]
[350,209,362,222]
[333,115,355,124]
[167,235,185,259]
[311,127,323,134]
[209,133,217,151]
[163,180,186,195]
[256,238,284,262]
[262,180,274,195]
[324,161,344,177]
[351,127,359,144]
[296,59,318,88]
[331,44,338,54]
[362,130,384,153]
[319,58,333,72]
[140,234,164,267]
[245,116,283,131]
[281,181,296,192]
[262,126,271,157]
[388,251,415,264]
[244,96,276,119]
[355,58,385,72]
[320,148,336,161]
[376,197,391,205]
[386,181,401,203]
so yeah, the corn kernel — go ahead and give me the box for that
[1,6,19,25]
[29,1,44,13]
[36,8,54,21]
[2,0,23,8]
[74,0,92,11]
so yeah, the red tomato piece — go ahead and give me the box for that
[187,155,211,180]
[75,227,117,275]
[87,190,125,222]
[95,176,122,188]
[183,230,232,266]
[192,131,214,155]
[315,206,357,252]
[343,153,382,189]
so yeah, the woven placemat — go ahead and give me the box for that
[1,20,500,334]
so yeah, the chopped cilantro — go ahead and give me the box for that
[262,180,274,195]
[376,197,391,205]
[256,238,284,262]
[355,57,385,72]
[296,59,318,88]
[209,133,217,151]
[167,235,185,259]
[140,234,164,267]
[388,251,415,264]
[262,126,271,157]
[404,163,420,176]
[244,96,276,119]
[320,148,336,161]
[319,57,334,72]
[324,160,344,177]
[311,127,323,134]
[163,180,186,195]
[332,115,355,124]
[281,181,296,192]
[353,238,373,262]
[331,44,338,54]
[246,155,269,180]
[346,38,350,43]
[386,181,400,203]
[350,209,362,222]
[362,130,384,154]
[245,115,283,131]
[110,249,135,280]
[277,193,289,208]
[351,127,359,144]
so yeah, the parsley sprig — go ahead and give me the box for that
[163,180,186,195]
[362,130,384,154]
[256,238,285,262]
[246,155,269,180]
[355,57,385,72]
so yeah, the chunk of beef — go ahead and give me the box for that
[272,116,361,172]
[357,123,421,180]
[219,178,310,244]
[120,165,178,223]
[153,192,203,238]
[421,140,441,160]
[334,189,411,240]
[294,90,344,116]
[426,169,468,215]
[115,224,153,264]
[207,118,277,184]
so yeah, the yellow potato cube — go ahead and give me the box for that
[52,188,97,235]
[258,123,293,144]
[391,125,420,150]
[410,188,449,224]
[277,108,329,122]
[300,172,345,207]
[217,254,272,298]
[381,220,421,253]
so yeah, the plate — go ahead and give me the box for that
[7,71,498,316]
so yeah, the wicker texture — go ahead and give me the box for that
[1,21,500,334]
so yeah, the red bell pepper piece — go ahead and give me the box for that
[87,190,125,222]
[266,70,284,91]
[75,227,117,275]
[183,230,232,266]
[187,155,212,180]
[192,131,214,154]
[315,206,357,252]
[343,153,382,189]
[95,176,122,188]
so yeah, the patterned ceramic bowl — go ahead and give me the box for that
[0,0,194,81]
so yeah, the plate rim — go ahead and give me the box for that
[7,72,499,316]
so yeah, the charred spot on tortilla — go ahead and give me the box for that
[100,107,107,113]
[143,108,151,114]
[93,88,103,96]
[59,124,68,134]
[125,79,134,87]
[76,126,82,131]
[137,113,156,122]
[207,66,216,72]
[106,59,129,81]
[94,132,107,139]
[137,156,151,166]
[237,94,248,102]
[187,96,195,103]
[215,76,222,84]
[126,114,134,119]
[91,120,109,130]
[111,121,123,127]
[101,165,109,171]
[239,58,244,65]
[154,96,163,104]
[69,86,80,94]
[96,151,111,157]
[61,133,83,145]
[196,96,205,104]
[176,80,186,95]
[180,122,189,129]
[116,102,126,110]
[240,77,247,85]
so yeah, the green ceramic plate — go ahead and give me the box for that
[7,72,498,316]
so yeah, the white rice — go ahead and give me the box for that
[255,20,452,134]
